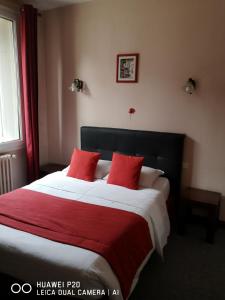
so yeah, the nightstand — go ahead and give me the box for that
[179,187,221,243]
[40,163,66,177]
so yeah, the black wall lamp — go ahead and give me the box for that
[184,78,196,95]
[69,78,83,92]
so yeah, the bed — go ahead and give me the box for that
[0,126,185,299]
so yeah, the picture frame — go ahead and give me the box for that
[116,53,139,83]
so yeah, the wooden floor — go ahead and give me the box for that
[0,273,26,297]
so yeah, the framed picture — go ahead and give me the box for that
[116,53,139,83]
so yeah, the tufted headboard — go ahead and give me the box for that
[81,126,185,199]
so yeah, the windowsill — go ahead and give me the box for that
[0,139,24,153]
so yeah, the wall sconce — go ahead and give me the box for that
[69,78,83,92]
[184,78,196,95]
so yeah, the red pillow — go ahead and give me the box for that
[107,153,144,189]
[67,149,100,181]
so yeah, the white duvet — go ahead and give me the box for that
[0,172,170,299]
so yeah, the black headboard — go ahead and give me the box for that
[81,126,185,197]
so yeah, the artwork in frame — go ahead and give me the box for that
[116,53,139,83]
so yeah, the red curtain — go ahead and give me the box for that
[19,4,39,182]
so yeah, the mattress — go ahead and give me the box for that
[0,172,170,299]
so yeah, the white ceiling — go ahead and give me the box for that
[24,0,92,11]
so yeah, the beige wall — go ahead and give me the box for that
[39,0,225,219]
[0,0,20,9]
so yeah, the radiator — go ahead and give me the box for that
[0,154,15,195]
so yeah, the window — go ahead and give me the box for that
[0,12,21,145]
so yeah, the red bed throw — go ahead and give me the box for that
[0,189,152,299]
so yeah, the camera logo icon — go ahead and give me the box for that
[11,283,32,294]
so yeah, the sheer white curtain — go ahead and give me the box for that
[0,16,20,143]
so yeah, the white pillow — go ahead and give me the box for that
[95,159,111,179]
[103,165,164,188]
[62,159,111,179]
[139,166,164,188]
[62,166,70,174]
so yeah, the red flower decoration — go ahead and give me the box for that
[128,107,136,114]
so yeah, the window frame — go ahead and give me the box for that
[0,5,23,152]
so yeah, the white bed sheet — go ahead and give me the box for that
[152,177,170,200]
[0,172,170,300]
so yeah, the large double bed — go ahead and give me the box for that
[0,126,185,299]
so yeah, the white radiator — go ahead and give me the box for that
[0,154,15,195]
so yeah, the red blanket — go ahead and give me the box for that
[0,189,152,299]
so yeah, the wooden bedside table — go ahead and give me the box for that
[40,163,66,177]
[179,187,221,243]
